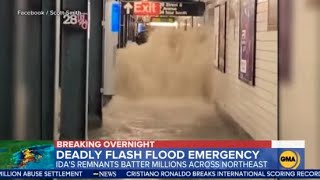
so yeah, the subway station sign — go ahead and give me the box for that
[61,10,88,31]
[122,1,205,16]
[160,2,205,16]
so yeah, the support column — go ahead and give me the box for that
[88,0,103,129]
[0,0,14,139]
[41,0,56,140]
[59,0,87,140]
[0,0,55,140]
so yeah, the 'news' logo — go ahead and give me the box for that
[279,150,301,169]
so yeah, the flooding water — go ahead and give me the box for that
[89,27,249,141]
[89,27,253,180]
[114,28,214,99]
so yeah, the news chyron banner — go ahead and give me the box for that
[0,140,318,178]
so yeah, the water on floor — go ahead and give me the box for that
[89,27,254,180]
[89,96,249,140]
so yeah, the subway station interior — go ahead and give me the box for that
[0,0,320,169]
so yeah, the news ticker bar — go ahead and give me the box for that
[0,170,320,178]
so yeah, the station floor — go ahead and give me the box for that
[88,96,263,180]
[89,95,250,141]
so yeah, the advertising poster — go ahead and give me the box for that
[239,0,257,85]
[218,2,227,73]
[213,6,220,68]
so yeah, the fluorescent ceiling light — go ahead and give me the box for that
[149,22,178,27]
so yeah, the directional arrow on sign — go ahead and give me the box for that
[123,2,133,14]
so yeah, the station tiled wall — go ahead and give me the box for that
[206,0,278,139]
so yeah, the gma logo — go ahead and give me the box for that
[279,150,301,169]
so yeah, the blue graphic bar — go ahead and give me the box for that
[54,148,305,170]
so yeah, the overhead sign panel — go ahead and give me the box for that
[160,2,205,16]
[111,2,121,32]
[121,1,205,16]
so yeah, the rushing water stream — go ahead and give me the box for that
[88,26,252,180]
[89,27,249,141]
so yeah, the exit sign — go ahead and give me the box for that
[133,2,161,16]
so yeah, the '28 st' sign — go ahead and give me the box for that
[62,12,88,30]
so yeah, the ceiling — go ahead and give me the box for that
[159,0,201,1]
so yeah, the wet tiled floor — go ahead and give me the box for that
[87,96,272,180]
[89,96,250,140]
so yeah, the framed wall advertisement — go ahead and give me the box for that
[218,2,227,73]
[239,0,257,85]
[213,6,220,68]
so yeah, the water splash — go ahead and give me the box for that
[89,28,250,141]
[115,27,215,101]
